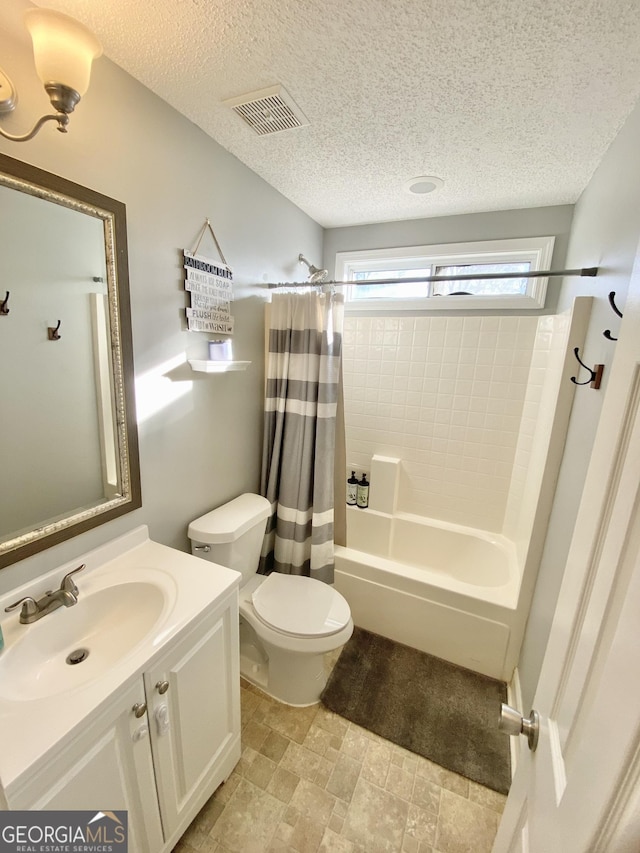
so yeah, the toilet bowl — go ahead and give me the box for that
[188,493,353,706]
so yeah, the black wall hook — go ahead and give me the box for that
[570,347,604,389]
[0,291,9,316]
[608,291,623,318]
[47,320,62,341]
[603,291,624,341]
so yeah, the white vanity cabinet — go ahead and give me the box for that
[143,593,240,839]
[5,588,241,853]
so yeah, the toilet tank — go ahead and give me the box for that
[188,493,271,584]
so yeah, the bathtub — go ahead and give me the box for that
[334,507,522,680]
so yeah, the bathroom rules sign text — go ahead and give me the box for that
[183,250,234,334]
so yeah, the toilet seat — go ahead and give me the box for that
[251,573,351,638]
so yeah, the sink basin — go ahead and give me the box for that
[0,581,167,700]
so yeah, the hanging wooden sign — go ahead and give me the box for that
[185,311,234,333]
[189,292,230,311]
[183,248,234,335]
[186,316,235,334]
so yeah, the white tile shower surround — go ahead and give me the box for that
[503,314,567,544]
[342,316,540,531]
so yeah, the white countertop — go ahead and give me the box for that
[0,526,240,795]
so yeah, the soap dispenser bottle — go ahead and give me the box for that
[347,471,358,506]
[357,473,370,508]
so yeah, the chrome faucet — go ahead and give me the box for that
[5,564,86,624]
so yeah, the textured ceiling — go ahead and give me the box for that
[21,0,640,227]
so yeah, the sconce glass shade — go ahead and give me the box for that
[24,9,103,99]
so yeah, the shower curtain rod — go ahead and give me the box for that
[267,266,598,289]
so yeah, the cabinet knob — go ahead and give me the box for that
[132,701,147,718]
[156,680,170,695]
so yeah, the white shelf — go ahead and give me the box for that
[188,360,251,373]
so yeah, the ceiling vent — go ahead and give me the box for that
[223,84,309,136]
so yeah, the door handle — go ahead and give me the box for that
[499,703,540,751]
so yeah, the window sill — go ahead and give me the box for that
[345,294,545,313]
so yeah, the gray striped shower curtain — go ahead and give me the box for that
[260,291,344,583]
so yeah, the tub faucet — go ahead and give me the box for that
[4,564,86,624]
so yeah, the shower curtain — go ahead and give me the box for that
[260,290,344,584]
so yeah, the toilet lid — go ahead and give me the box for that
[252,573,351,638]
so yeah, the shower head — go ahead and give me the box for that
[299,253,329,283]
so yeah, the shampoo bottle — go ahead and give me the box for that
[357,473,370,508]
[347,471,358,506]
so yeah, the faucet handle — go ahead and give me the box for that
[60,563,86,596]
[5,596,38,617]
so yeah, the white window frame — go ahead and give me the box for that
[335,236,555,312]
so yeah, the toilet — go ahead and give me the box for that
[188,493,354,706]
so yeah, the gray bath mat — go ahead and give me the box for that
[321,627,510,794]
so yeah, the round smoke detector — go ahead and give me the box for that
[404,176,444,195]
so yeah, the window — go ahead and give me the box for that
[336,236,555,311]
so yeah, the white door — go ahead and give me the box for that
[144,601,241,840]
[493,246,640,852]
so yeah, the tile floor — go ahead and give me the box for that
[175,678,506,853]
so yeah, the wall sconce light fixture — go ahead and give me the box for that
[0,8,102,143]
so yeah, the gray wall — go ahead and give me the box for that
[323,204,575,315]
[0,0,322,594]
[518,95,640,709]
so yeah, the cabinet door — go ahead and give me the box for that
[144,597,241,840]
[10,681,164,853]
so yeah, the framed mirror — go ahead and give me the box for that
[0,152,141,568]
